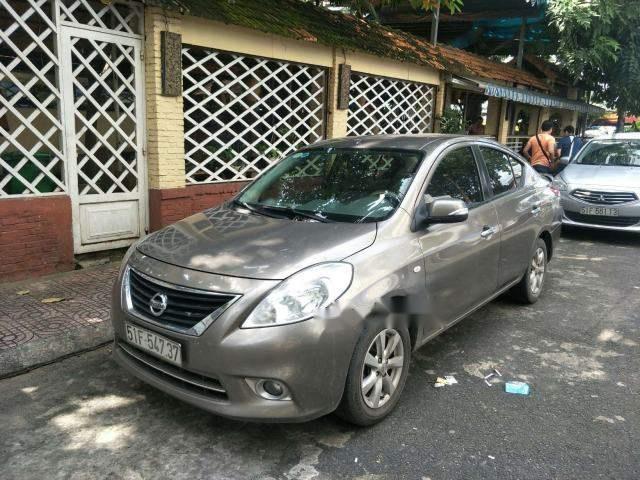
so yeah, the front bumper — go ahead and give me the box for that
[111,251,362,422]
[560,193,640,232]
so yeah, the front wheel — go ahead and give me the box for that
[336,319,410,426]
[511,238,547,304]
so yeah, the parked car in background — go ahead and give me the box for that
[584,120,616,139]
[111,135,561,426]
[555,133,640,232]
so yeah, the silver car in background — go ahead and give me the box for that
[555,133,640,232]
[111,135,561,425]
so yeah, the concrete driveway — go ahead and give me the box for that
[1,228,638,480]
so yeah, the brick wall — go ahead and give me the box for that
[0,196,74,282]
[149,182,248,231]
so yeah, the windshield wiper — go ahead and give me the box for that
[231,200,289,219]
[258,204,333,223]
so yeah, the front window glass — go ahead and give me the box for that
[509,157,524,186]
[236,148,423,223]
[480,147,517,196]
[426,147,483,207]
[576,140,640,166]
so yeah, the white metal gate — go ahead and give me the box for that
[60,27,145,252]
[1,0,145,253]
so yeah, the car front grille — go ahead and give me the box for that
[118,341,228,400]
[127,268,237,332]
[565,211,640,227]
[570,189,638,205]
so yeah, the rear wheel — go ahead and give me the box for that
[336,319,410,426]
[511,238,547,304]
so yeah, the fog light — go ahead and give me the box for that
[246,378,291,400]
[263,380,284,397]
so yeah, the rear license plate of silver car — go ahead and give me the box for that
[580,207,619,217]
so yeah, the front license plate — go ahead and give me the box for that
[124,322,182,366]
[580,207,619,217]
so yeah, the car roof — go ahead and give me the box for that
[301,134,501,152]
[593,132,640,140]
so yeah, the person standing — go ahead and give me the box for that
[467,116,485,135]
[555,125,583,161]
[522,120,557,174]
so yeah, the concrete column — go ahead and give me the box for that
[325,50,348,138]
[144,7,186,190]
[485,96,501,138]
[433,76,446,133]
[496,99,510,144]
[539,107,551,125]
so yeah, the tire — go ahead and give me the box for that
[511,238,548,304]
[336,317,411,426]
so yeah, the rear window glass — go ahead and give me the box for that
[480,147,517,196]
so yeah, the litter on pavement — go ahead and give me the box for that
[505,381,530,395]
[434,375,458,388]
[41,297,65,304]
[16,290,30,295]
[483,368,503,386]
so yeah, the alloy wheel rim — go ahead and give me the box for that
[361,328,404,409]
[529,247,546,295]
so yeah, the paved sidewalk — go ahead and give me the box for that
[0,263,118,377]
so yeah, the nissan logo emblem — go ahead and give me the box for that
[149,293,168,317]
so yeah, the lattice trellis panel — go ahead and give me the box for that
[0,0,66,195]
[68,36,139,195]
[347,73,435,136]
[59,0,142,36]
[182,47,327,184]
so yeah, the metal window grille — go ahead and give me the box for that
[59,0,142,36]
[182,47,327,184]
[0,0,66,195]
[347,73,435,136]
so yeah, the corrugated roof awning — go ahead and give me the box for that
[484,83,604,115]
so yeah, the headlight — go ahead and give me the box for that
[242,262,353,328]
[118,238,142,277]
[553,177,568,191]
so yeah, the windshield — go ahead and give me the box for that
[235,148,423,223]
[575,140,640,167]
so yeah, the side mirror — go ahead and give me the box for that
[558,156,571,166]
[413,195,468,231]
[427,197,469,224]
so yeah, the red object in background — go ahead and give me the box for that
[598,114,638,126]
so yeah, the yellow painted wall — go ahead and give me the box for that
[145,7,186,190]
[181,17,334,67]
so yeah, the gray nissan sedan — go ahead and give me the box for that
[111,135,561,425]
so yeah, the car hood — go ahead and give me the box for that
[137,204,377,280]
[561,164,640,190]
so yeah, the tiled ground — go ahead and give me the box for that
[0,264,118,351]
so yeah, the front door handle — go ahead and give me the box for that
[481,225,498,238]
[532,202,542,214]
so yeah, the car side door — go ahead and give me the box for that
[476,146,542,287]
[416,145,501,334]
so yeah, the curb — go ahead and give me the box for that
[0,322,114,379]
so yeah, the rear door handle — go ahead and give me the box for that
[481,225,498,238]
